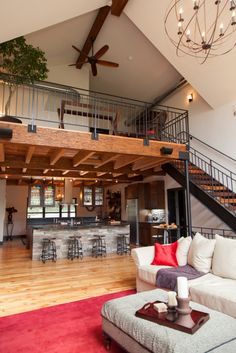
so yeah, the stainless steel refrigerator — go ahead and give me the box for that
[126,199,139,245]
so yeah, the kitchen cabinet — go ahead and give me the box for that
[145,181,165,209]
[125,184,139,199]
[139,223,164,246]
[83,186,103,207]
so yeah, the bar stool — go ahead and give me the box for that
[98,235,106,257]
[117,234,130,255]
[41,238,57,263]
[68,236,83,260]
[90,235,106,257]
[123,234,131,255]
[117,235,124,255]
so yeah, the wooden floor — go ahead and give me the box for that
[0,239,136,317]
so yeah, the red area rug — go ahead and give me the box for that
[0,290,135,353]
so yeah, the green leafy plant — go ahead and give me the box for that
[0,36,48,115]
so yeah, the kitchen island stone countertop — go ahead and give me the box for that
[31,223,130,260]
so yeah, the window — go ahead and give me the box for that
[27,198,77,219]
[29,185,42,207]
[83,186,103,207]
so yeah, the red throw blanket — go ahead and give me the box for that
[156,265,205,291]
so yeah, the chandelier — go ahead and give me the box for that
[165,0,236,63]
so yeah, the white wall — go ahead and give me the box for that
[162,83,236,163]
[164,175,231,231]
[0,180,6,242]
[5,185,28,237]
[48,64,90,91]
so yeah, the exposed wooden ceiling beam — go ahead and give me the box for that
[76,6,110,69]
[73,151,96,167]
[97,172,106,177]
[50,149,65,165]
[0,143,5,162]
[80,171,89,176]
[25,146,35,164]
[62,170,70,176]
[140,159,167,172]
[94,153,120,168]
[132,157,159,171]
[111,0,129,16]
[114,155,143,170]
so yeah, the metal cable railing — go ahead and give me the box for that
[173,145,236,216]
[0,73,189,144]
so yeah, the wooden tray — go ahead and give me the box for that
[135,301,210,334]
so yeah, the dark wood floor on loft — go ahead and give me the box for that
[0,239,136,317]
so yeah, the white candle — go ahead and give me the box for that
[168,291,177,306]
[177,277,189,298]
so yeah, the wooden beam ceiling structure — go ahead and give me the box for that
[75,1,129,69]
[111,0,129,16]
[0,122,186,185]
[76,6,110,69]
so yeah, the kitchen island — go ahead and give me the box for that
[30,223,130,260]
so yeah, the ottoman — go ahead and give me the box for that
[101,289,236,353]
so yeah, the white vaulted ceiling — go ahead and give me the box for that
[1,0,236,107]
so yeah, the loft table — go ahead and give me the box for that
[152,225,177,244]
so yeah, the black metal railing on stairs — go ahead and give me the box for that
[0,73,189,144]
[172,141,236,216]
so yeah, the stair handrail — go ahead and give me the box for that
[189,134,236,163]
[189,146,236,183]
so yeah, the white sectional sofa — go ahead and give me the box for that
[131,233,236,318]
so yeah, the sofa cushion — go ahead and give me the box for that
[212,234,236,280]
[187,232,215,273]
[138,264,171,285]
[176,236,192,266]
[151,241,178,267]
[189,273,236,318]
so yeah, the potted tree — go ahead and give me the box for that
[0,36,48,121]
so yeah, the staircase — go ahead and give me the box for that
[162,137,236,231]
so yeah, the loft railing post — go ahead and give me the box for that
[143,104,149,145]
[184,150,192,238]
[28,85,37,133]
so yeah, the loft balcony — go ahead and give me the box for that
[0,74,188,184]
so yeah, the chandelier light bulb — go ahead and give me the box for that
[230,0,236,11]
[232,11,236,25]
[186,29,191,42]
[193,1,199,10]
[219,23,224,36]
[165,0,236,63]
[179,8,184,21]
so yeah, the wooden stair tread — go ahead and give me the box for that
[219,198,236,204]
[202,185,227,191]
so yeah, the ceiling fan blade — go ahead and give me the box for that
[97,59,119,68]
[91,62,97,76]
[94,45,109,59]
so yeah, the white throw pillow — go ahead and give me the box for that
[212,234,236,280]
[176,236,192,266]
[187,232,216,273]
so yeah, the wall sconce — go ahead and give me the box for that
[187,93,193,103]
[160,147,173,155]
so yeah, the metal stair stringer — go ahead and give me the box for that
[162,163,236,231]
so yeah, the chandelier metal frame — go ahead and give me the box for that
[164,0,236,63]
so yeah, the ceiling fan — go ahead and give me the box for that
[69,42,119,76]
